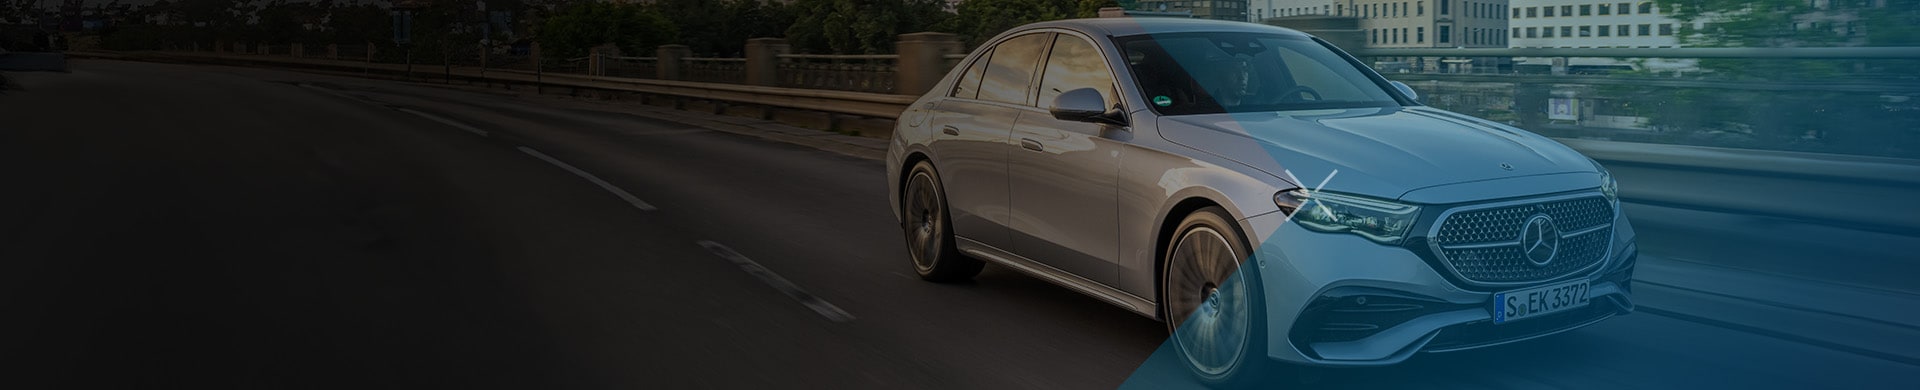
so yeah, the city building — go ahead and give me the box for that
[1133,0,1251,21]
[1249,1,1510,72]
[1507,1,1684,49]
[1248,0,1510,49]
[1506,0,1692,73]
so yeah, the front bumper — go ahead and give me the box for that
[1242,209,1638,366]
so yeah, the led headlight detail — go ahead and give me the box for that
[1599,168,1619,205]
[1276,189,1420,245]
[1589,158,1620,206]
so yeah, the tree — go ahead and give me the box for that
[324,0,392,45]
[936,0,1111,48]
[649,0,793,56]
[785,0,947,54]
[537,1,676,60]
[1641,0,1920,157]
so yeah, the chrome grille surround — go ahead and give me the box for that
[1426,193,1616,287]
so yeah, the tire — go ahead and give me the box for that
[901,161,984,282]
[1162,206,1270,386]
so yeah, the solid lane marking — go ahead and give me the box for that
[299,84,489,138]
[516,146,657,211]
[396,107,489,137]
[697,240,855,322]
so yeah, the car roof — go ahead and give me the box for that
[1015,18,1313,39]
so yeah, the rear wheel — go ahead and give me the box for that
[1163,207,1269,385]
[901,161,983,282]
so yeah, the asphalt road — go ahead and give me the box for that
[1,60,1914,389]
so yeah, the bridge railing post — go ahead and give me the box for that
[657,44,691,81]
[894,32,962,96]
[745,38,789,87]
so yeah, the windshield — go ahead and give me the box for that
[1117,33,1402,115]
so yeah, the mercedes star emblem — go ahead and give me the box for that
[1520,214,1559,266]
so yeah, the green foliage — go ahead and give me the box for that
[1616,0,1920,157]
[936,0,1075,48]
[785,0,948,54]
[1654,0,1919,78]
[538,1,677,60]
[324,1,393,45]
[653,0,794,56]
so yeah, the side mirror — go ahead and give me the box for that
[1049,88,1126,126]
[1389,80,1420,103]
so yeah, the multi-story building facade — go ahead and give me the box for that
[1506,0,1693,72]
[1134,0,1252,21]
[1507,1,1683,48]
[1248,0,1510,49]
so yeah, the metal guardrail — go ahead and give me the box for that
[1386,73,1920,93]
[778,54,897,60]
[1350,47,1920,59]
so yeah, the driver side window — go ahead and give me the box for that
[1037,34,1118,111]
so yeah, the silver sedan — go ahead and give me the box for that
[885,18,1637,385]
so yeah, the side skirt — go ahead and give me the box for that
[956,237,1159,319]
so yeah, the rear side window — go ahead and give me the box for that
[977,33,1052,105]
[950,48,992,99]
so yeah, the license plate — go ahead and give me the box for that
[1492,280,1589,324]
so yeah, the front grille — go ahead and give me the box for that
[1430,196,1614,286]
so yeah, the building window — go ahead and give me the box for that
[1419,27,1427,42]
[1562,26,1573,37]
[1561,5,1573,16]
[1598,25,1611,36]
[1527,7,1537,17]
[1659,23,1674,35]
[1527,27,1538,38]
[1638,24,1651,36]
[1618,24,1630,36]
[1419,1,1426,16]
[1513,7,1521,18]
[1580,4,1592,15]
[1440,0,1449,15]
[1544,6,1554,17]
[1543,27,1554,37]
[1579,25,1592,37]
[1618,2,1632,14]
[1599,3,1611,15]
[1513,28,1521,38]
[1638,2,1653,14]
[1440,25,1451,43]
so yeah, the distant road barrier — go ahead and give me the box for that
[77,49,1920,234]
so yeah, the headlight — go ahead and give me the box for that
[1596,163,1619,205]
[1275,189,1420,245]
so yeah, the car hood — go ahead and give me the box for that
[1157,106,1599,201]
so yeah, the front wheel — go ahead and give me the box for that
[1163,207,1270,385]
[901,161,983,282]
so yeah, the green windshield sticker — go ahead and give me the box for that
[1152,96,1172,107]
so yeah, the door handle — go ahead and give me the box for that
[941,126,960,136]
[1020,138,1043,152]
